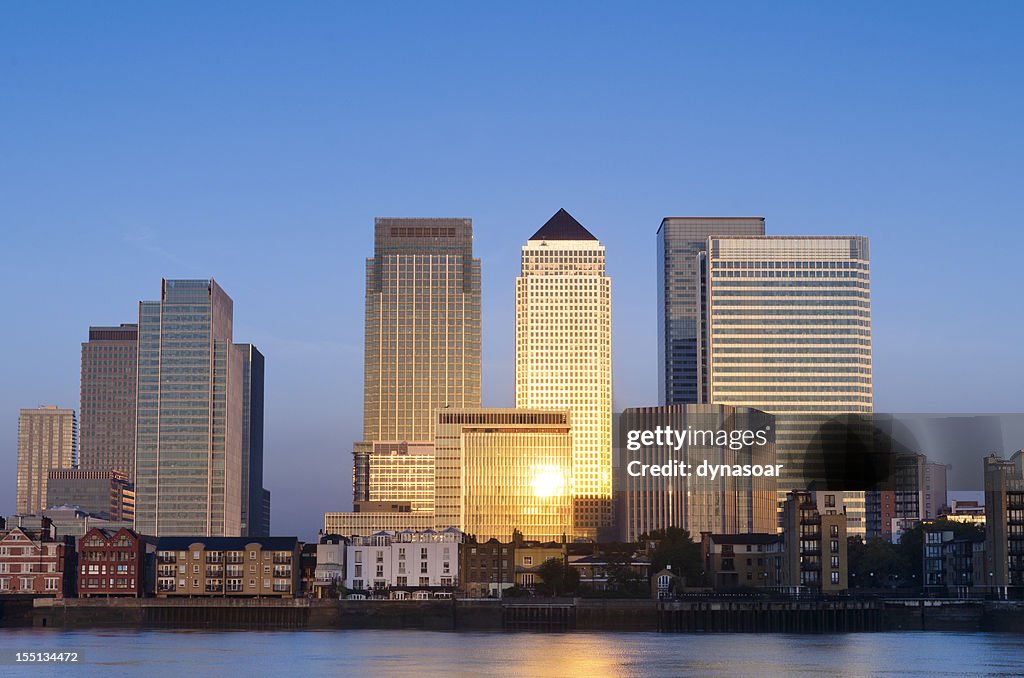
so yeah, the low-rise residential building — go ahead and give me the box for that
[514,542,566,589]
[459,537,514,598]
[154,537,301,598]
[312,534,347,598]
[701,533,784,591]
[783,490,848,594]
[345,528,463,598]
[923,525,986,597]
[984,452,1024,599]
[0,517,75,598]
[77,527,153,597]
[567,552,651,591]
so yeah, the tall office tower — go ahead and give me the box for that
[16,407,77,515]
[237,344,269,537]
[516,209,612,539]
[79,324,138,480]
[616,404,777,542]
[351,218,482,503]
[657,218,765,405]
[434,409,573,542]
[135,279,244,537]
[984,451,1024,597]
[704,236,872,537]
[362,218,481,442]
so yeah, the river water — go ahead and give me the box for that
[0,628,1022,677]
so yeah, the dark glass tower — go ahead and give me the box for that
[238,344,268,537]
[657,217,765,405]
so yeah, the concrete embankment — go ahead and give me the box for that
[22,597,1024,633]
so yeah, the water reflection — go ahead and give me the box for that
[0,629,1021,677]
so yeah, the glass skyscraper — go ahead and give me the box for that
[134,279,245,537]
[362,218,481,443]
[237,343,269,537]
[703,236,873,536]
[79,323,138,481]
[16,406,77,515]
[657,217,765,405]
[353,218,481,505]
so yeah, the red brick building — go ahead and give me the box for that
[0,517,75,598]
[78,527,150,597]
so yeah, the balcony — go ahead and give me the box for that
[273,566,292,578]
[272,554,292,565]
[157,555,177,564]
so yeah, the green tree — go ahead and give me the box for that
[536,557,579,597]
[643,527,703,586]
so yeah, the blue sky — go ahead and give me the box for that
[2,3,1022,539]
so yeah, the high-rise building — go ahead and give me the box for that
[984,451,1024,598]
[516,209,613,539]
[616,404,778,542]
[237,344,269,537]
[435,408,573,542]
[340,218,481,533]
[134,279,246,537]
[78,324,138,480]
[16,407,77,516]
[362,218,481,443]
[703,236,872,537]
[657,217,765,405]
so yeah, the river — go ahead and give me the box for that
[1,628,1022,676]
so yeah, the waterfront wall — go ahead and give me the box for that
[22,597,1024,633]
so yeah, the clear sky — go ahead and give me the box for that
[2,3,1022,540]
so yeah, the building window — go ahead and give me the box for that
[830,525,839,538]
[831,571,840,585]
[523,556,533,566]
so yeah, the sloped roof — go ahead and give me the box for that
[529,208,597,241]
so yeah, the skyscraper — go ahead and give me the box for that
[703,236,872,536]
[16,406,77,515]
[515,209,612,539]
[79,323,138,480]
[237,344,269,537]
[134,279,245,537]
[657,217,765,405]
[362,218,481,442]
[352,218,481,511]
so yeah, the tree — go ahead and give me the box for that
[643,527,703,586]
[536,557,579,597]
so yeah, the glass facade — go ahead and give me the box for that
[704,236,872,537]
[16,407,77,515]
[79,324,138,480]
[657,218,765,406]
[435,409,572,541]
[362,218,481,443]
[237,344,268,537]
[516,215,612,539]
[617,405,778,542]
[134,279,244,537]
[366,442,435,515]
